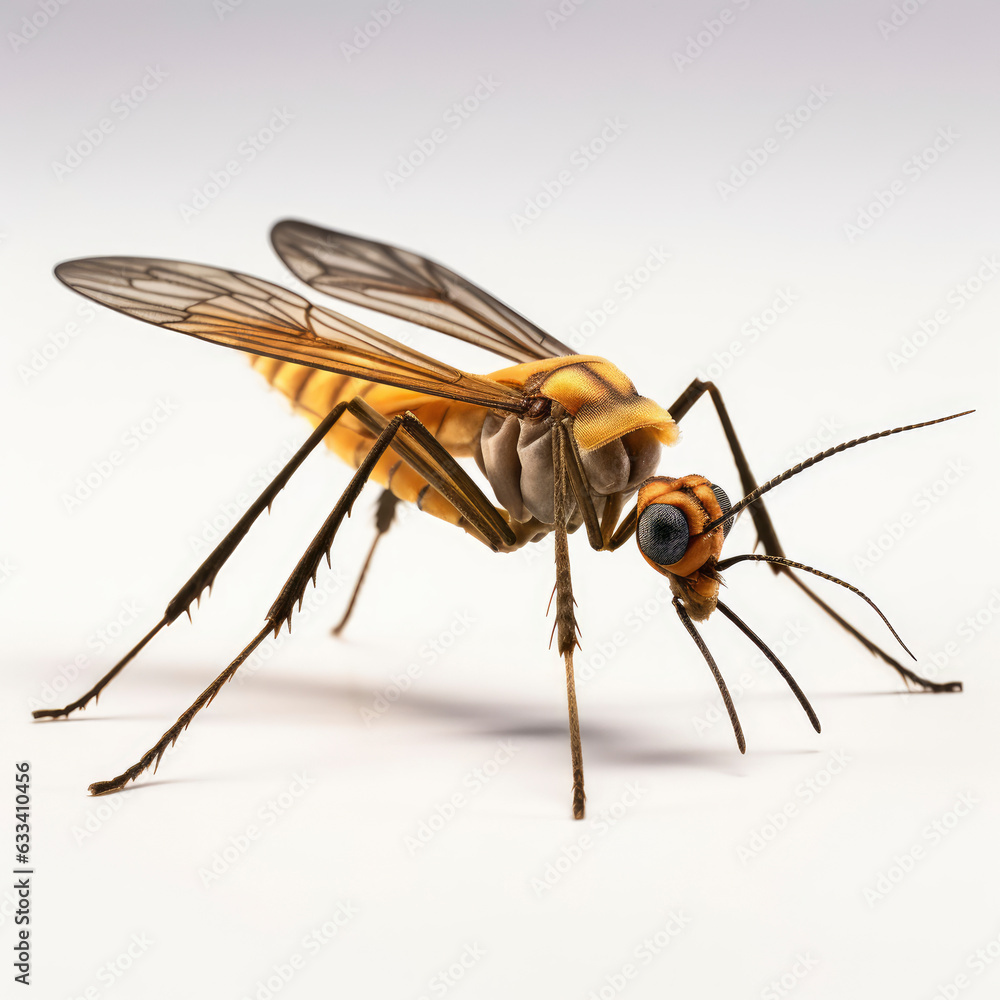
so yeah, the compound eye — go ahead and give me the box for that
[637,503,689,566]
[710,484,733,538]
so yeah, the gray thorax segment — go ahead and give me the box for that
[475,410,660,525]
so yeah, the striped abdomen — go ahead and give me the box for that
[249,355,490,536]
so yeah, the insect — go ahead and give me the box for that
[37,219,968,819]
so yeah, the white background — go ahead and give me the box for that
[2,1,998,997]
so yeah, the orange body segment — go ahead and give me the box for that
[250,355,487,532]
[494,355,677,451]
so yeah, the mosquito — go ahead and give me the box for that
[36,219,969,819]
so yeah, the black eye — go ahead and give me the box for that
[711,484,733,537]
[637,504,689,566]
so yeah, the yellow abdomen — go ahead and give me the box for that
[249,356,489,532]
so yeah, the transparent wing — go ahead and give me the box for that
[270,219,573,364]
[54,257,528,412]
